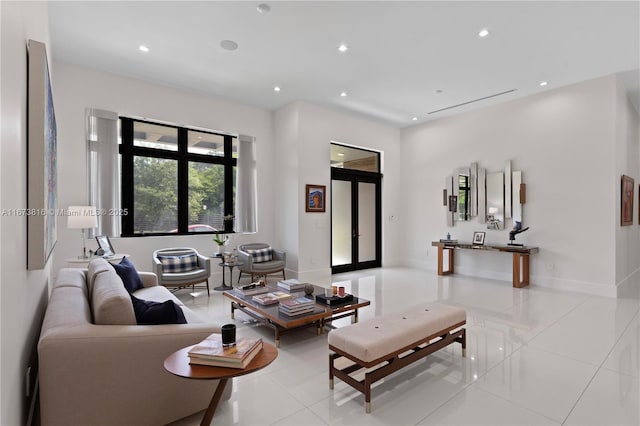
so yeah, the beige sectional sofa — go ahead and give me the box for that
[38,258,227,426]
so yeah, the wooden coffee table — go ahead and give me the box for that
[164,342,277,426]
[223,284,370,347]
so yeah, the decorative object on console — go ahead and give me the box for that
[68,206,98,259]
[472,231,485,246]
[304,283,315,295]
[508,221,530,246]
[306,184,326,212]
[621,174,634,226]
[27,40,57,270]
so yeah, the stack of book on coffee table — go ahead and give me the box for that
[252,291,292,305]
[278,296,315,316]
[188,333,263,369]
[276,278,306,291]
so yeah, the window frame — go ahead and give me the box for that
[119,117,236,236]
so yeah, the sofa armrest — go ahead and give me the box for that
[39,323,224,425]
[237,249,252,271]
[272,249,286,262]
[152,256,164,278]
[139,272,158,288]
[197,253,211,273]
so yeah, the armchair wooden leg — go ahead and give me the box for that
[206,278,210,296]
[237,271,242,284]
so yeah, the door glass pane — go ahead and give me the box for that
[358,182,376,262]
[133,122,178,151]
[188,162,225,232]
[332,180,352,266]
[133,156,177,233]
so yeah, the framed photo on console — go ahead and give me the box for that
[472,232,485,246]
[95,235,115,256]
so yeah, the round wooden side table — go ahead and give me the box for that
[164,342,277,425]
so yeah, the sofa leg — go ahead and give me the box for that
[206,279,210,296]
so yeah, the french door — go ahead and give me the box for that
[331,168,381,273]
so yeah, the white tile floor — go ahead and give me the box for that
[170,267,640,426]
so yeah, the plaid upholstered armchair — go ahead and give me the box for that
[236,243,286,284]
[152,247,211,295]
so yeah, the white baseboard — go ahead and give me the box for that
[617,267,640,298]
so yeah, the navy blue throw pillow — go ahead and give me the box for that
[111,257,143,293]
[130,295,187,325]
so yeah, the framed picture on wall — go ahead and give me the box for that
[306,184,326,212]
[27,40,58,270]
[621,175,634,226]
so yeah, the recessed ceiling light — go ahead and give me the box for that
[340,92,347,97]
[478,29,489,38]
[257,3,271,14]
[139,45,150,52]
[539,81,548,87]
[338,44,349,53]
[337,153,345,156]
[412,117,418,121]
[220,40,239,51]
[273,86,281,92]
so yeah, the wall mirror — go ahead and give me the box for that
[444,159,524,232]
[456,168,470,221]
[512,171,522,225]
[486,172,504,229]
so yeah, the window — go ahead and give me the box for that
[119,118,236,236]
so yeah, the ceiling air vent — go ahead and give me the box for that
[428,89,517,115]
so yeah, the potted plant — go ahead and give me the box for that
[213,234,229,255]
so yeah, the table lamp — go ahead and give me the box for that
[67,206,98,259]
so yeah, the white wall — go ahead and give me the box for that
[274,102,402,284]
[615,77,640,298]
[1,2,51,425]
[51,62,274,275]
[401,75,627,297]
[273,102,300,275]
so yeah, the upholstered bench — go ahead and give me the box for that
[328,303,466,413]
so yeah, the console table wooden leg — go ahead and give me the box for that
[201,378,228,426]
[512,253,530,288]
[437,246,454,275]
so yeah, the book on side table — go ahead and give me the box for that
[188,333,263,369]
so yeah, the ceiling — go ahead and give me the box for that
[48,1,640,128]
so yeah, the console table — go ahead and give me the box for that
[431,241,539,288]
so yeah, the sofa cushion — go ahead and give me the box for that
[111,257,143,293]
[158,253,198,273]
[130,295,187,325]
[246,247,272,263]
[92,270,136,325]
[87,258,113,296]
